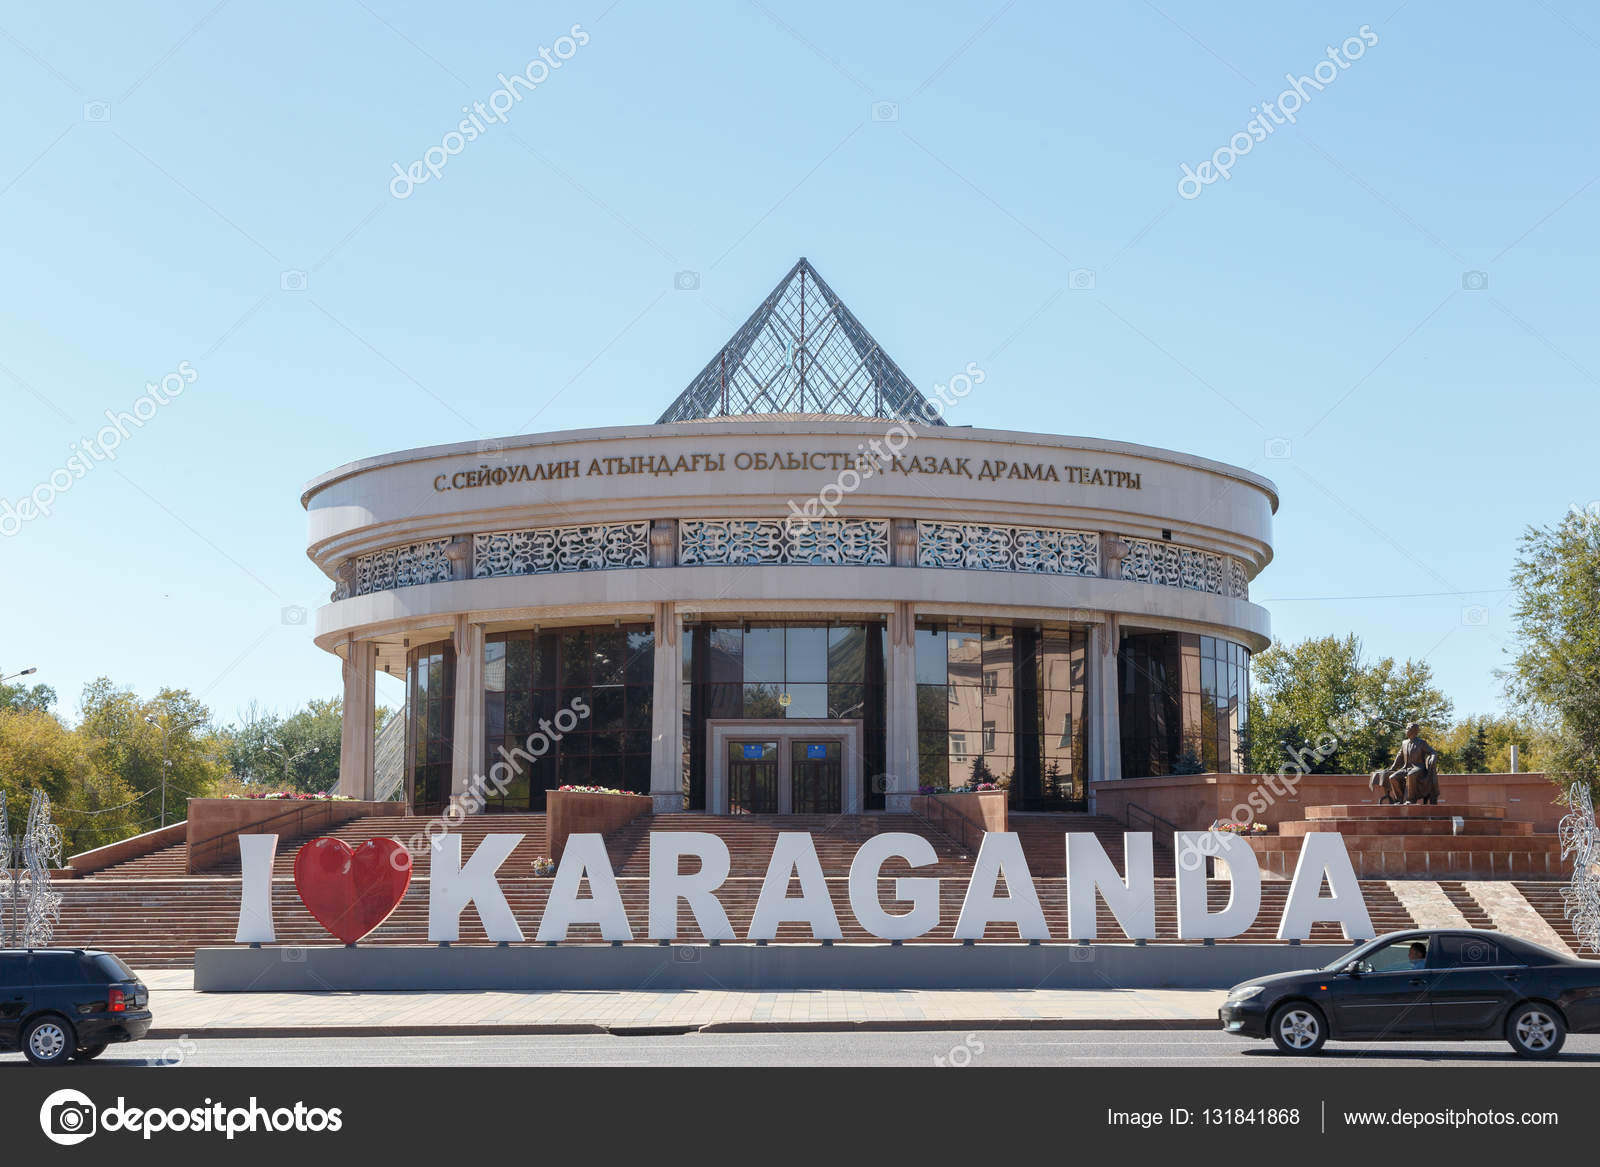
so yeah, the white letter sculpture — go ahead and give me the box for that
[429,832,526,943]
[954,832,1049,940]
[1066,832,1155,941]
[748,833,842,941]
[536,834,633,942]
[648,831,734,941]
[848,832,940,940]
[1278,832,1374,941]
[1174,830,1261,940]
[234,833,279,943]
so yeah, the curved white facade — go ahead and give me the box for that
[304,416,1276,815]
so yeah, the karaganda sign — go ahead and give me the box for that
[234,829,1375,946]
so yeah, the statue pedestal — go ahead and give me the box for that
[1239,803,1563,880]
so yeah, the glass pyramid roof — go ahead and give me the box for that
[656,258,945,425]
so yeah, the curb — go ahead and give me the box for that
[145,1018,1219,1039]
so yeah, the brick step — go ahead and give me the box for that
[1434,880,1495,928]
[1306,803,1507,820]
[1280,818,1534,837]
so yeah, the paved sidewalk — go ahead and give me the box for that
[137,970,1225,1036]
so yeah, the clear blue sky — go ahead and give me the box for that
[1,0,1594,727]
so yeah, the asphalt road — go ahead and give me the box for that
[6,1031,1600,1068]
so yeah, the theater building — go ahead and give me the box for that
[304,260,1275,817]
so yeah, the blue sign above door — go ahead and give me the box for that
[742,743,766,759]
[806,743,828,759]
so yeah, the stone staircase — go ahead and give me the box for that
[1435,880,1495,929]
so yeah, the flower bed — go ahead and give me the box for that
[228,791,354,801]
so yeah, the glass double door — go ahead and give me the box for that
[727,738,843,814]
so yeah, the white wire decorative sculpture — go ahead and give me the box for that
[1559,782,1600,954]
[0,790,63,948]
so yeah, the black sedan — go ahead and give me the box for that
[1220,929,1600,1058]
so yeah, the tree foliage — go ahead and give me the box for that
[1506,511,1600,794]
[0,676,391,856]
[1247,634,1453,775]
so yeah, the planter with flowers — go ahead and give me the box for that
[546,785,653,860]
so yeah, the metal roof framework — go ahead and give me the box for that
[656,258,946,425]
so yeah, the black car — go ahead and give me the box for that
[1221,928,1600,1058]
[0,949,152,1065]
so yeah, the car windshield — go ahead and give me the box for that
[1320,937,1400,971]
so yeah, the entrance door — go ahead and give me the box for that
[790,740,842,814]
[728,741,779,814]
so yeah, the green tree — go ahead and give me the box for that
[218,697,393,793]
[0,708,141,852]
[1247,634,1453,775]
[1458,718,1489,774]
[1506,510,1600,794]
[0,671,55,714]
[77,679,226,827]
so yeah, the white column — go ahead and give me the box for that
[450,615,486,811]
[338,636,376,799]
[1086,617,1122,809]
[885,601,918,813]
[650,601,683,813]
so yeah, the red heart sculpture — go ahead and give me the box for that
[293,837,412,945]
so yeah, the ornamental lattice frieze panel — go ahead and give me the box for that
[916,522,1100,575]
[349,538,454,596]
[473,521,650,578]
[1119,537,1250,598]
[678,519,890,566]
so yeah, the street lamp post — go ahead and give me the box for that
[0,668,37,684]
[145,712,206,829]
[266,742,321,791]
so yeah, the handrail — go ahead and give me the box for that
[917,795,983,855]
[1125,800,1180,839]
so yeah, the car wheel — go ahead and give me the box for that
[73,1043,108,1062]
[21,1016,75,1066]
[1270,1002,1328,1054]
[1507,1002,1566,1058]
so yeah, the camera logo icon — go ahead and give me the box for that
[280,270,308,292]
[40,1088,97,1145]
[1461,605,1489,627]
[673,945,700,963]
[674,270,700,291]
[1462,940,1491,964]
[1264,437,1293,461]
[281,945,307,963]
[1461,270,1489,291]
[1069,945,1095,963]
[281,604,307,626]
[83,101,111,123]
[871,101,899,122]
[1068,268,1096,291]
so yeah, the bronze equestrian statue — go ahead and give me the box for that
[1369,722,1440,805]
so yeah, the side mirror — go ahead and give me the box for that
[1342,960,1362,977]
